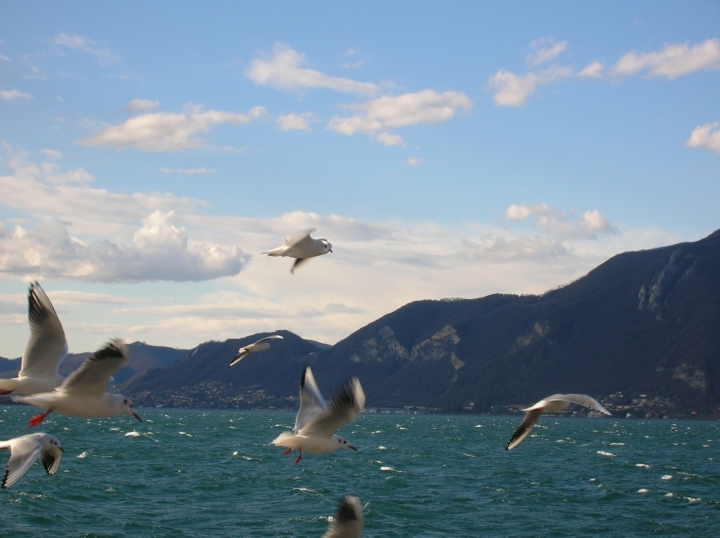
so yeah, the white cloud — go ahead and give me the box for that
[527,38,568,66]
[375,132,404,146]
[504,203,618,239]
[277,112,313,131]
[406,157,423,168]
[0,211,249,282]
[488,66,573,107]
[611,38,720,79]
[0,89,33,100]
[160,168,217,174]
[125,99,160,112]
[41,162,95,185]
[41,149,64,160]
[685,122,720,154]
[76,103,266,152]
[0,54,9,62]
[53,33,121,66]
[247,44,379,95]
[579,61,604,78]
[327,89,472,143]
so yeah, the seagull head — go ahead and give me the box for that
[321,239,333,253]
[41,434,64,452]
[332,435,357,452]
[122,396,142,422]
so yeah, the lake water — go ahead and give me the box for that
[1,407,718,537]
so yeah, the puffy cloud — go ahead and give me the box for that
[247,44,379,95]
[41,149,63,160]
[685,122,720,154]
[0,89,33,100]
[375,132,404,146]
[277,112,312,131]
[53,33,121,66]
[504,204,618,239]
[578,61,604,78]
[527,38,568,66]
[406,157,423,168]
[76,104,266,152]
[125,99,160,112]
[611,39,720,79]
[0,211,249,282]
[327,89,472,143]
[488,66,573,107]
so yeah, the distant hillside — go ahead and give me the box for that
[121,330,319,407]
[304,228,720,415]
[0,341,188,387]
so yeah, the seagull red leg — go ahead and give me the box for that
[293,449,302,464]
[282,448,292,455]
[0,389,12,395]
[29,409,53,428]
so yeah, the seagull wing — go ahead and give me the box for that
[253,335,284,345]
[228,348,249,367]
[293,367,327,432]
[284,228,315,248]
[60,339,128,396]
[1,435,42,489]
[290,257,311,274]
[19,282,67,378]
[548,394,612,415]
[322,495,363,538]
[301,377,365,437]
[39,444,63,475]
[506,408,544,451]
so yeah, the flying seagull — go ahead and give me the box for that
[229,335,283,367]
[13,339,142,427]
[0,282,67,396]
[1,433,63,489]
[506,393,611,450]
[262,228,332,273]
[322,495,363,538]
[272,366,365,464]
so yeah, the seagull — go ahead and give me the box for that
[262,228,332,273]
[272,366,364,464]
[13,339,142,428]
[0,282,68,396]
[322,495,363,538]
[1,433,63,489]
[229,335,283,367]
[505,393,612,450]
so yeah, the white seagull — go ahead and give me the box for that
[229,335,283,367]
[506,393,612,450]
[0,282,68,396]
[262,228,332,273]
[1,433,63,489]
[13,339,142,428]
[272,366,365,464]
[322,495,363,538]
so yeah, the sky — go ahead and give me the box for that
[1,1,719,358]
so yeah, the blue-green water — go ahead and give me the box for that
[1,406,718,537]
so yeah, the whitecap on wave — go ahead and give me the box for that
[597,450,616,457]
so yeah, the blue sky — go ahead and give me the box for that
[1,1,719,357]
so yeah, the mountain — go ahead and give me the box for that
[302,228,720,415]
[121,330,320,408]
[0,341,188,387]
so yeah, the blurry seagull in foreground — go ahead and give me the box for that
[0,282,67,396]
[262,228,332,273]
[506,394,611,450]
[1,432,63,489]
[229,335,283,367]
[13,339,142,427]
[272,366,364,464]
[322,495,363,538]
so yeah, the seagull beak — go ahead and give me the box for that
[348,445,357,451]
[59,447,65,452]
[132,411,142,422]
[329,249,333,253]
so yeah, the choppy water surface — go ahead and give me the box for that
[1,407,718,537]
